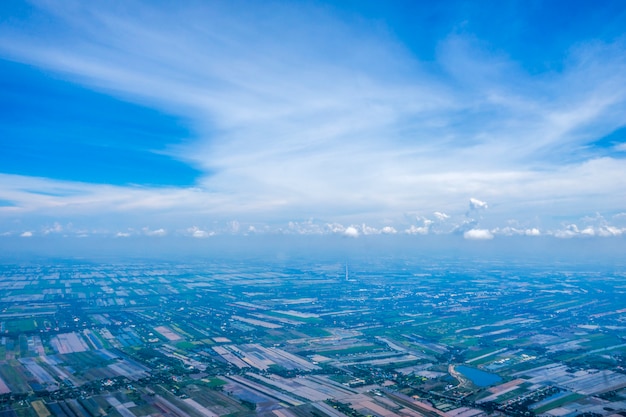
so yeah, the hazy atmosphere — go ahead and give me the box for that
[3,4,626,417]
[1,1,626,253]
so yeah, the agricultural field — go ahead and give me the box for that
[0,260,625,416]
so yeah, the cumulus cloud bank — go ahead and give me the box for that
[344,226,360,238]
[464,229,494,240]
[143,227,166,237]
[187,226,213,238]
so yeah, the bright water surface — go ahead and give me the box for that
[456,365,502,387]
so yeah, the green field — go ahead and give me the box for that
[0,363,32,394]
[5,319,39,333]
[264,311,323,324]
[297,326,331,337]
[175,341,197,350]
[201,377,227,388]
[320,344,380,356]
[533,393,584,414]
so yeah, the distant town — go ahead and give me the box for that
[1,258,625,417]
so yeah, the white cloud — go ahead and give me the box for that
[43,222,63,234]
[380,226,397,234]
[326,223,346,234]
[20,231,33,237]
[433,212,449,221]
[405,225,429,235]
[143,227,166,237]
[0,4,625,233]
[596,226,623,236]
[553,224,580,238]
[614,143,626,151]
[463,229,494,240]
[116,232,131,237]
[229,220,240,234]
[344,226,359,238]
[361,224,379,235]
[492,226,541,236]
[469,198,488,211]
[187,226,213,238]
[581,226,595,236]
[551,220,625,238]
[525,228,541,236]
[286,220,323,235]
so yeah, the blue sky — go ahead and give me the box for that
[1,0,626,242]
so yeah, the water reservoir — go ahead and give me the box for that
[456,365,502,387]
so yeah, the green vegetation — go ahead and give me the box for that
[533,393,585,414]
[264,310,322,324]
[200,377,227,389]
[325,399,366,417]
[175,341,197,350]
[0,261,625,417]
[328,374,353,384]
[319,344,380,356]
[0,363,32,394]
[4,318,39,333]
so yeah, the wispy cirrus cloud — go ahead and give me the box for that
[0,1,625,238]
